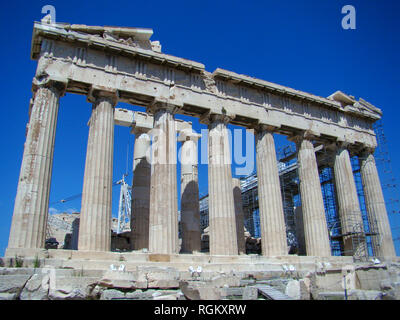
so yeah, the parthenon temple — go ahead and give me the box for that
[2,19,399,301]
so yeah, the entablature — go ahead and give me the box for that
[30,21,380,149]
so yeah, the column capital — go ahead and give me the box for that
[288,130,320,145]
[199,111,235,125]
[334,140,368,157]
[87,85,119,106]
[146,97,183,115]
[358,145,376,158]
[322,141,352,157]
[32,76,68,97]
[254,123,280,134]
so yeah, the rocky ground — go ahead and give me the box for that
[0,256,399,300]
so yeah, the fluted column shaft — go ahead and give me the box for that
[333,147,366,257]
[296,138,331,256]
[208,115,238,255]
[360,151,396,257]
[78,94,115,251]
[131,130,151,250]
[8,82,63,249]
[148,107,179,254]
[232,178,246,254]
[180,137,201,253]
[256,129,287,256]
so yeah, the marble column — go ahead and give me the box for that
[359,150,396,257]
[333,145,366,257]
[78,88,117,251]
[179,129,201,253]
[8,79,65,250]
[207,114,238,255]
[130,127,151,250]
[148,104,179,254]
[256,127,287,256]
[296,136,331,257]
[232,178,246,254]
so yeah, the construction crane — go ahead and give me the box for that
[116,174,132,234]
[47,178,131,236]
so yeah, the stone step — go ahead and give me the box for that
[254,285,293,300]
[0,267,104,278]
[13,257,305,274]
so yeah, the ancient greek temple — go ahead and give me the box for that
[5,19,396,262]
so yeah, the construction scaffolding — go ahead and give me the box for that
[373,120,400,215]
[319,166,343,256]
[373,120,400,251]
[240,174,259,237]
[198,132,392,258]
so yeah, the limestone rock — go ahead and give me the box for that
[381,281,400,300]
[394,282,400,299]
[20,273,49,300]
[210,275,241,288]
[0,267,36,276]
[304,272,318,299]
[285,280,300,300]
[153,294,178,300]
[0,274,32,297]
[89,284,105,299]
[98,270,147,289]
[285,279,310,300]
[48,277,97,300]
[299,279,311,300]
[220,287,240,300]
[318,291,346,300]
[318,289,384,300]
[179,281,221,300]
[262,278,289,294]
[0,292,17,300]
[355,267,389,290]
[146,268,180,289]
[101,289,126,300]
[388,265,400,283]
[380,279,393,291]
[242,286,258,300]
[125,289,155,300]
[349,290,384,300]
[49,287,87,300]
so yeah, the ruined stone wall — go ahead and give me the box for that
[0,258,399,300]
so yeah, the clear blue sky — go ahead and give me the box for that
[0,0,399,256]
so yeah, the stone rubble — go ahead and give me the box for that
[0,259,398,300]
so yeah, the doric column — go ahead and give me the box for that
[8,78,66,249]
[359,149,396,257]
[333,144,366,257]
[78,87,117,251]
[206,114,238,255]
[147,103,179,254]
[256,126,287,256]
[232,178,246,254]
[179,128,201,253]
[130,125,151,250]
[295,134,331,256]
